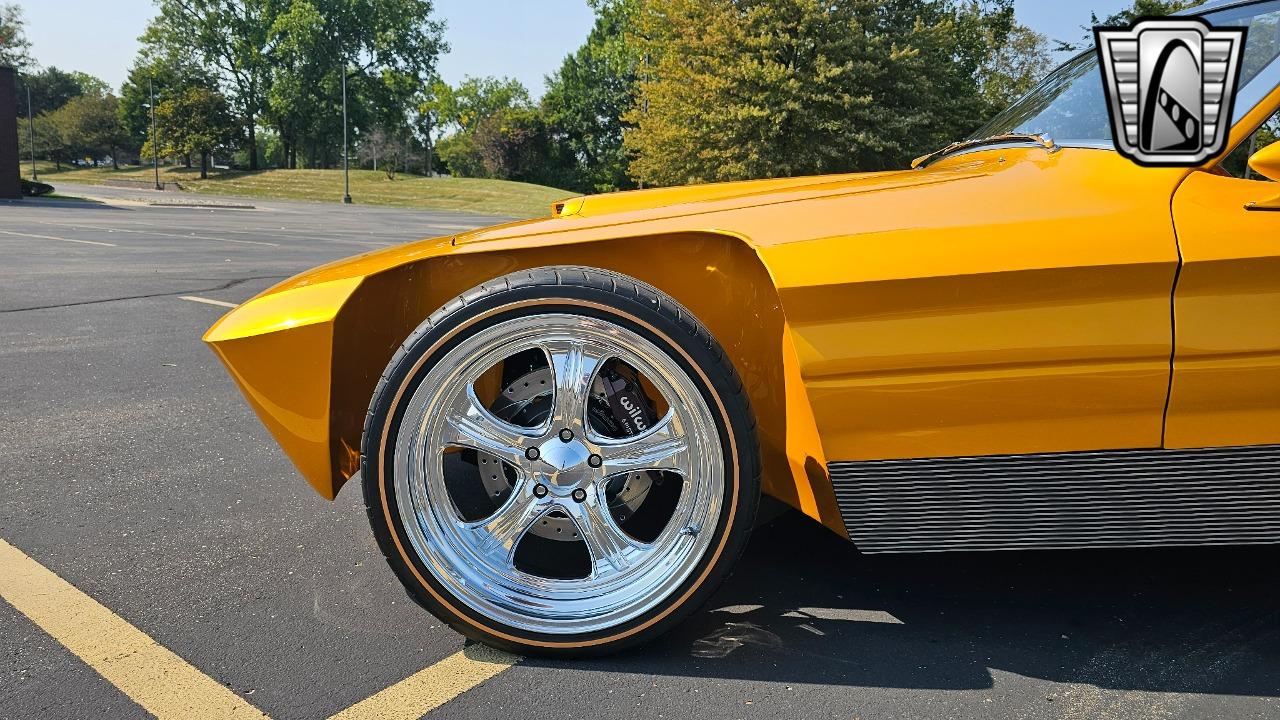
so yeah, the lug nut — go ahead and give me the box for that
[525,446,540,461]
[572,488,587,503]
[588,454,602,468]
[533,484,548,498]
[559,428,574,442]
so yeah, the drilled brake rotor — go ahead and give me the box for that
[479,367,653,541]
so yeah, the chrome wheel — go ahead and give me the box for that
[393,313,725,634]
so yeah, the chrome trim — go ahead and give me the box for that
[1180,0,1272,17]
[913,133,1058,168]
[1058,140,1118,149]
[831,445,1280,553]
[932,140,1109,163]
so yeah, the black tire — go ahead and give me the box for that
[360,266,761,656]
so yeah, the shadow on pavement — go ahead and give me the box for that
[537,511,1280,697]
[1,196,123,209]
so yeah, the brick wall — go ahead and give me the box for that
[0,67,20,199]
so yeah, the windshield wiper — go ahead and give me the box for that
[911,133,1059,169]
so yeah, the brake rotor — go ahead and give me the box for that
[479,367,654,541]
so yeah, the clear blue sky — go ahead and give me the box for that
[16,0,1128,97]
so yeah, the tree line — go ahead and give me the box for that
[5,0,1197,192]
[8,0,445,178]
[414,0,1057,192]
[454,0,1197,192]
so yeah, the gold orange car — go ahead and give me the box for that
[205,0,1280,655]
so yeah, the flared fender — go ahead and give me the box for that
[204,230,848,538]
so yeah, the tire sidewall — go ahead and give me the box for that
[362,275,759,656]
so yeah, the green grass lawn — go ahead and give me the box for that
[25,163,572,218]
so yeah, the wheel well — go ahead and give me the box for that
[329,231,846,536]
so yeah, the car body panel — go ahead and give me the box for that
[450,149,1191,464]
[1166,170,1280,447]
[206,230,851,535]
[204,277,362,489]
[759,150,1185,461]
[204,75,1280,545]
[202,145,1179,535]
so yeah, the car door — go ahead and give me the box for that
[1163,3,1280,447]
[1166,137,1280,448]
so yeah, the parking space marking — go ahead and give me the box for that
[180,295,239,308]
[32,220,280,247]
[781,607,903,624]
[329,238,397,248]
[2,535,517,718]
[0,537,269,719]
[39,217,403,246]
[327,645,519,720]
[0,229,118,247]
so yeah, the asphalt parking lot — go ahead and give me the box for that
[2,183,1279,720]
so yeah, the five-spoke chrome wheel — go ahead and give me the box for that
[393,313,725,635]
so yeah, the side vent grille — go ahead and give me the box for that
[830,445,1280,553]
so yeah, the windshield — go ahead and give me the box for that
[971,1,1280,146]
[968,52,1111,145]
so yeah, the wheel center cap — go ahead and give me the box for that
[537,438,591,486]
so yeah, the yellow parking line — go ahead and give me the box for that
[327,645,519,720]
[180,295,239,308]
[0,537,268,719]
[1,536,517,718]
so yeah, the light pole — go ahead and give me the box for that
[26,84,36,181]
[150,76,160,190]
[424,112,432,177]
[341,65,352,204]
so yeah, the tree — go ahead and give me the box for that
[144,0,277,170]
[18,115,67,168]
[980,23,1053,107]
[17,67,102,116]
[542,0,641,192]
[430,76,542,179]
[259,0,446,169]
[437,131,485,177]
[67,72,110,98]
[142,0,445,172]
[118,54,218,156]
[413,79,446,175]
[433,76,531,134]
[0,3,32,70]
[472,106,573,186]
[263,0,336,168]
[333,0,447,137]
[623,0,1018,186]
[144,87,235,178]
[358,125,412,178]
[55,94,130,168]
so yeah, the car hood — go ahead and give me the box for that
[549,171,903,219]
[453,165,979,246]
[230,155,1006,305]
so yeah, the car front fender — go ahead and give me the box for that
[202,229,848,538]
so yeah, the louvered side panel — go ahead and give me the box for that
[830,445,1280,553]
